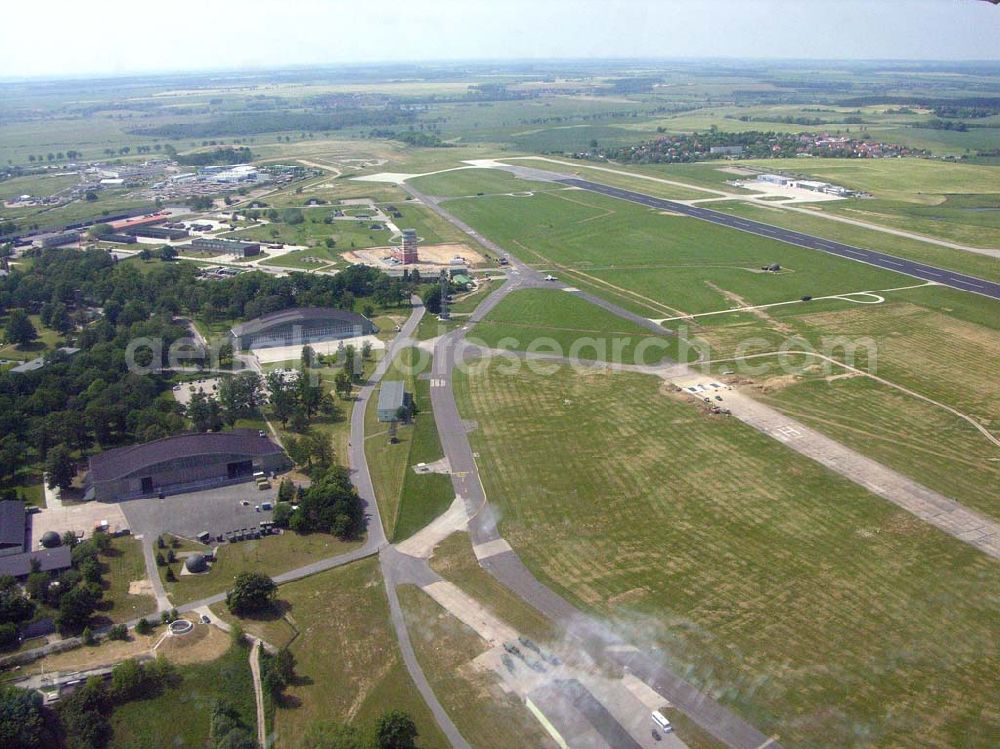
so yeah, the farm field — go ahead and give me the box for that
[441,188,909,317]
[271,558,448,749]
[754,374,1000,522]
[397,585,561,749]
[108,644,256,749]
[453,361,1000,749]
[471,287,671,365]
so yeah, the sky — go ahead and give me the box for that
[1,0,998,79]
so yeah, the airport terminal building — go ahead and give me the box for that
[86,430,290,501]
[229,307,376,350]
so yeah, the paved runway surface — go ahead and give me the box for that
[557,178,1000,301]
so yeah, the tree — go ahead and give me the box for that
[334,369,354,400]
[0,685,47,749]
[87,223,114,239]
[301,345,315,368]
[422,284,442,315]
[159,245,178,261]
[59,677,110,749]
[4,310,37,347]
[107,624,128,641]
[45,445,75,491]
[56,583,101,634]
[277,478,295,502]
[272,502,293,528]
[374,710,418,749]
[225,571,277,616]
[138,247,152,262]
[135,618,152,635]
[189,390,224,432]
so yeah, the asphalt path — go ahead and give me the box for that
[556,177,1000,302]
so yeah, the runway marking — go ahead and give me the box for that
[430,378,447,387]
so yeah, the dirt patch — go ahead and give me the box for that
[155,621,230,665]
[658,210,686,217]
[717,166,757,176]
[20,633,160,676]
[128,580,154,597]
[342,242,485,268]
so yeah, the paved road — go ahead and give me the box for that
[555,177,1000,301]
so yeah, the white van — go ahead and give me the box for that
[651,711,672,733]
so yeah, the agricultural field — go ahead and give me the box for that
[453,361,1000,749]
[0,172,80,201]
[270,558,448,749]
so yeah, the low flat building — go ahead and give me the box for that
[377,381,411,422]
[190,237,261,257]
[0,547,72,578]
[230,307,376,350]
[10,347,80,375]
[86,429,290,501]
[124,226,189,241]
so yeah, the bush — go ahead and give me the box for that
[107,624,128,641]
[82,627,96,646]
[155,552,166,567]
[135,618,152,636]
[165,568,177,582]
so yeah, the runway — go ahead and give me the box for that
[556,178,1000,302]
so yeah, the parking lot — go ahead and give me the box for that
[172,377,222,407]
[120,480,280,543]
[29,502,129,549]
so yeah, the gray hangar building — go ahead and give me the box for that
[86,429,290,501]
[229,307,377,350]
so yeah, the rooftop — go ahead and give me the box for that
[0,547,72,578]
[230,307,370,338]
[88,429,284,483]
[9,347,81,374]
[0,500,26,548]
[378,381,406,416]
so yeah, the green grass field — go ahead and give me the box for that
[708,200,1000,282]
[408,167,562,197]
[160,531,363,605]
[508,158,732,199]
[397,585,561,749]
[454,361,1000,749]
[0,172,80,201]
[365,348,454,542]
[101,536,158,624]
[754,374,1000,522]
[470,287,671,365]
[272,558,448,749]
[109,644,256,749]
[442,188,908,318]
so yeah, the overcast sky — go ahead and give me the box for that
[1,0,998,79]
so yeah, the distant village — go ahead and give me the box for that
[576,129,932,164]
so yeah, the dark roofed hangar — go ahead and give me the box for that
[86,429,290,501]
[230,307,376,351]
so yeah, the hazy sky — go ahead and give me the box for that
[1,0,998,78]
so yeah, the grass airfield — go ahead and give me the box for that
[454,361,1000,749]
